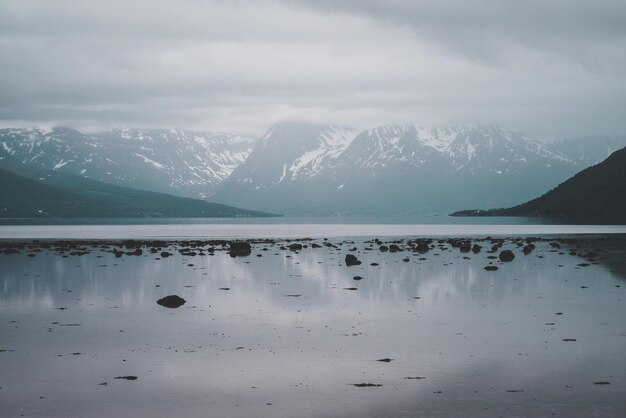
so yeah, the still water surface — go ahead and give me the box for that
[1,236,625,417]
[1,217,625,239]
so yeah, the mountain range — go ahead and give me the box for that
[2,123,625,216]
[0,127,255,200]
[213,122,626,215]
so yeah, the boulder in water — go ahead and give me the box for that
[157,295,186,309]
[229,241,252,257]
[499,250,515,262]
[345,254,362,266]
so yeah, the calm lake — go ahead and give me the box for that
[1,233,625,417]
[1,216,626,239]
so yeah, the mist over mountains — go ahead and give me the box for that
[2,123,625,217]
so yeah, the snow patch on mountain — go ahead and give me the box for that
[287,126,358,180]
[134,153,164,169]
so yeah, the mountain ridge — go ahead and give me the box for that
[3,122,625,217]
[0,126,256,200]
[212,122,602,215]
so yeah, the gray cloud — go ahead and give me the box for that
[0,0,625,138]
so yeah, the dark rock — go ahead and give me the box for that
[229,241,252,257]
[288,243,303,251]
[377,358,393,362]
[350,383,382,387]
[160,251,171,258]
[499,250,515,262]
[459,242,472,253]
[484,265,499,271]
[389,244,402,252]
[345,254,361,266]
[471,244,482,254]
[353,276,363,281]
[156,295,186,309]
[379,245,389,252]
[114,376,138,380]
[415,243,429,253]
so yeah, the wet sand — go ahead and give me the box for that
[1,235,625,417]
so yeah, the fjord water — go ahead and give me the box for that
[1,236,625,417]
[1,216,626,239]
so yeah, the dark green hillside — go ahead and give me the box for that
[0,158,279,218]
[452,146,626,219]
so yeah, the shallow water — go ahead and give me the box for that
[1,237,626,417]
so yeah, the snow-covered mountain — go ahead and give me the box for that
[0,127,256,199]
[219,122,358,189]
[3,122,622,216]
[212,122,596,215]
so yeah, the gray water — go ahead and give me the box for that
[1,236,625,417]
[1,222,626,239]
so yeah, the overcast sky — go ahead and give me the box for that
[1,0,625,138]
